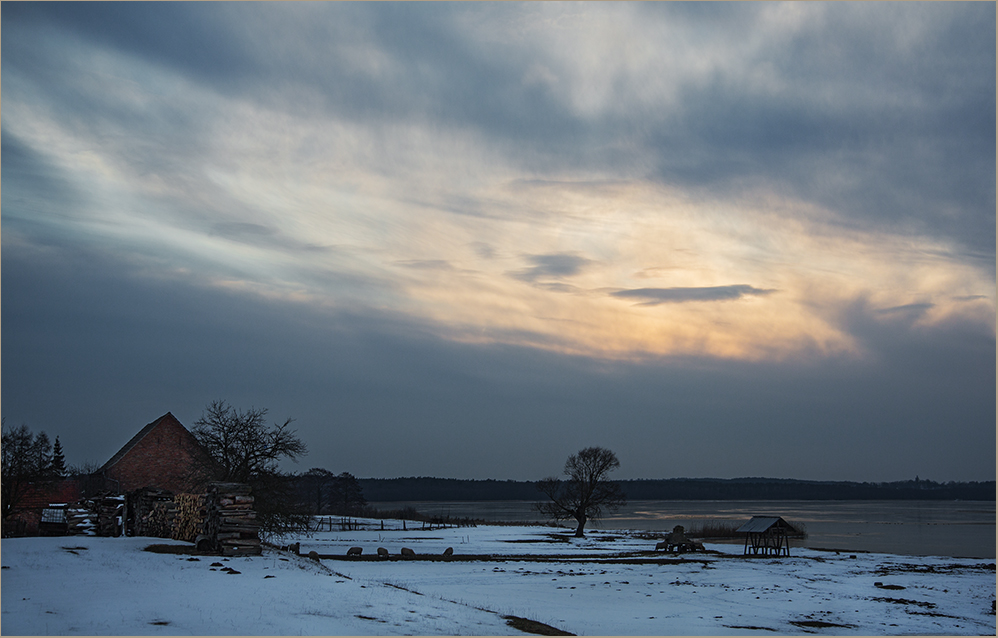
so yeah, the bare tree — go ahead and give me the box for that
[299,467,336,515]
[192,400,306,483]
[328,472,367,516]
[2,421,56,519]
[536,446,626,537]
[191,400,310,536]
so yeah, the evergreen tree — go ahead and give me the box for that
[50,437,66,478]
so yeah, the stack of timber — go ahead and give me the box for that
[172,493,211,543]
[129,487,175,538]
[210,483,261,556]
[141,501,177,538]
[66,506,95,536]
[94,495,125,537]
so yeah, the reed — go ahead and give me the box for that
[686,519,808,539]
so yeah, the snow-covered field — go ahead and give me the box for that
[2,520,995,635]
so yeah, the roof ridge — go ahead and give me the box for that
[99,412,177,472]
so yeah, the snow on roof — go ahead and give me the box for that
[40,509,67,524]
[735,516,794,533]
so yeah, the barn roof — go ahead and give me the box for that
[99,412,185,472]
[735,516,794,533]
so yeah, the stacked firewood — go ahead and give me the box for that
[141,501,177,538]
[130,488,175,537]
[95,496,125,537]
[210,483,261,556]
[67,507,95,535]
[172,493,211,543]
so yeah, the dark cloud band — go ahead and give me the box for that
[611,285,774,305]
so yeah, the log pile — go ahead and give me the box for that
[94,496,125,537]
[141,501,177,538]
[172,493,211,543]
[210,483,261,556]
[67,507,95,536]
[129,488,175,538]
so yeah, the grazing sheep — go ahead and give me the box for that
[347,547,363,556]
[655,541,668,551]
[307,550,320,561]
[442,547,453,557]
[377,547,389,558]
[400,547,415,558]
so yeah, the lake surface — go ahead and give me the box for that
[369,499,996,559]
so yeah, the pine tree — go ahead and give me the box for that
[50,436,66,478]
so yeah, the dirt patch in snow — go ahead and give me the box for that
[790,620,856,629]
[504,615,575,636]
[143,543,215,556]
[875,562,995,575]
[871,596,936,609]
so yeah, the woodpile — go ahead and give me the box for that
[94,496,125,537]
[172,493,211,543]
[66,506,95,536]
[209,483,261,557]
[141,501,177,538]
[87,482,260,555]
[129,488,175,538]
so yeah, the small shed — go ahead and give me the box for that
[736,516,794,556]
[39,507,69,536]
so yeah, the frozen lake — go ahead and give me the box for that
[369,499,996,558]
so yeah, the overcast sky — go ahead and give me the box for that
[3,2,994,483]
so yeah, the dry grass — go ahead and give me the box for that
[686,519,807,539]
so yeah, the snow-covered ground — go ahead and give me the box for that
[2,520,995,635]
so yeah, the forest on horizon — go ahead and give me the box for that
[356,476,996,503]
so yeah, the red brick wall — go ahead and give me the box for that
[105,415,204,493]
[8,479,83,535]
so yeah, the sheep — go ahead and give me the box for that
[442,547,454,557]
[377,547,390,558]
[307,550,320,561]
[400,547,415,558]
[289,542,300,555]
[655,541,668,551]
[347,547,363,556]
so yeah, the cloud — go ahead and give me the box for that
[395,259,456,271]
[2,239,993,481]
[1,2,994,483]
[876,302,935,318]
[509,253,594,283]
[610,285,775,306]
[209,222,276,238]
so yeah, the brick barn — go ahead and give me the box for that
[98,412,211,494]
[4,479,83,536]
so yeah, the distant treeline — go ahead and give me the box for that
[358,477,996,502]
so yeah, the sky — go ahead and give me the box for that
[2,2,994,483]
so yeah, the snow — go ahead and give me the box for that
[2,520,994,635]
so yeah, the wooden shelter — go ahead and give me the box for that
[736,516,794,556]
